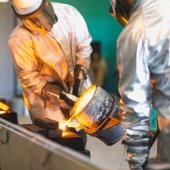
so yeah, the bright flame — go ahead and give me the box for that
[60,118,82,131]
[0,111,6,114]
[59,120,71,138]
[59,120,68,131]
[59,119,81,138]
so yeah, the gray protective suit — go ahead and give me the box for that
[117,0,170,169]
[8,3,92,125]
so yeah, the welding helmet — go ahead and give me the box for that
[11,0,57,31]
[110,0,131,26]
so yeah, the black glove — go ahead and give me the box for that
[73,65,92,96]
[41,82,63,106]
[41,82,77,111]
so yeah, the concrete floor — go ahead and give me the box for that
[87,135,157,170]
[18,115,157,170]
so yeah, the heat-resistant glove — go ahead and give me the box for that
[41,82,78,115]
[41,82,63,106]
[73,65,92,97]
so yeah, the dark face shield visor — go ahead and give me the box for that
[15,0,58,32]
[110,0,131,26]
[41,0,58,24]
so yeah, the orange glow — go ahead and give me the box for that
[71,85,96,119]
[68,85,98,133]
[60,118,82,132]
[59,119,80,138]
[0,101,10,113]
[59,119,68,131]
[62,130,79,138]
[104,117,122,129]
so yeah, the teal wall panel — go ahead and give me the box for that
[51,0,123,94]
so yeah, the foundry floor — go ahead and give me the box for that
[18,115,157,170]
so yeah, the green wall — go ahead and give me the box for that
[51,0,123,94]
